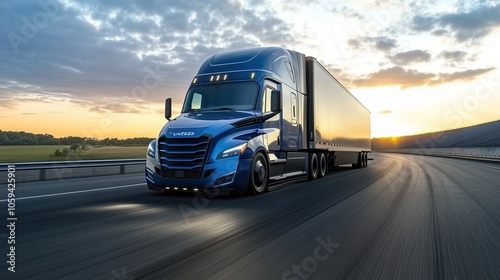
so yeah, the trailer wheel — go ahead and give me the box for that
[364,153,368,167]
[318,153,327,178]
[308,153,319,180]
[353,153,362,169]
[248,152,268,195]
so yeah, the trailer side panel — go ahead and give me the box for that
[306,58,371,152]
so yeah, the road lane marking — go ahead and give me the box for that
[0,183,145,202]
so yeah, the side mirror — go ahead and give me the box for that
[165,98,172,120]
[270,90,282,113]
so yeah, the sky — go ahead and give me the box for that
[1,0,499,139]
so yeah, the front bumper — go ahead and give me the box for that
[145,156,252,195]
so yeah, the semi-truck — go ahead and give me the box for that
[146,46,370,195]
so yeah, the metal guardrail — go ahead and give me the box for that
[0,159,146,182]
[378,148,500,163]
[429,153,500,162]
[0,159,146,170]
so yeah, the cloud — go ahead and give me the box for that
[0,0,299,112]
[339,6,364,20]
[0,99,17,109]
[374,37,397,52]
[411,4,500,42]
[2,92,69,109]
[441,51,467,62]
[389,50,431,65]
[354,66,435,89]
[283,0,320,12]
[439,4,500,41]
[432,29,448,36]
[89,103,144,114]
[378,110,392,114]
[69,98,151,114]
[347,36,398,52]
[411,15,436,31]
[430,68,495,85]
[347,39,362,49]
[354,66,495,89]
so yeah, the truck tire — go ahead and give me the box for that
[318,153,327,178]
[248,152,269,195]
[308,153,319,180]
[353,153,362,169]
[364,153,368,167]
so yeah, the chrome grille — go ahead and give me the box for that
[158,136,210,178]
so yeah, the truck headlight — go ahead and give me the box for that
[147,141,157,159]
[217,143,247,159]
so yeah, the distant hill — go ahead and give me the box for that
[373,119,500,150]
[0,130,154,146]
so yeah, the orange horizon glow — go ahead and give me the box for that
[3,97,499,140]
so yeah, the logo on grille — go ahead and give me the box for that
[172,131,195,136]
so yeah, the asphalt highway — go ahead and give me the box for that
[1,153,500,279]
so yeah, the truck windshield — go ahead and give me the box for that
[182,82,259,112]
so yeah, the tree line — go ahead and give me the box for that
[0,130,154,146]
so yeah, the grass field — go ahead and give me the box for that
[0,145,147,163]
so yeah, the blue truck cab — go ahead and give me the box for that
[146,47,371,195]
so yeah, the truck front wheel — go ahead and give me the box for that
[248,152,269,195]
